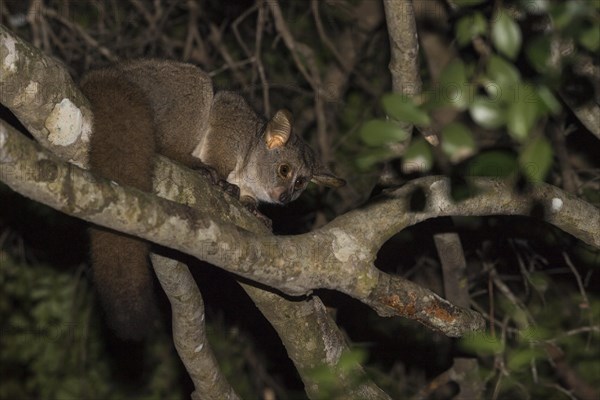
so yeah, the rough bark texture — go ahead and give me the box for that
[0,24,92,166]
[151,254,240,400]
[3,120,599,334]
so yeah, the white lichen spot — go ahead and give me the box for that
[1,35,18,73]
[0,125,6,147]
[330,228,359,262]
[165,215,188,237]
[79,111,93,143]
[0,125,10,163]
[551,197,563,213]
[402,156,430,174]
[194,343,204,353]
[23,80,39,102]
[429,180,453,210]
[12,81,41,109]
[36,152,50,161]
[45,98,84,146]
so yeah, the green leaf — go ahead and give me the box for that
[492,10,522,59]
[382,94,431,126]
[460,332,504,355]
[551,7,572,30]
[486,55,521,94]
[485,55,521,103]
[467,151,518,177]
[507,348,544,372]
[519,325,550,342]
[469,96,505,129]
[358,119,410,146]
[355,147,399,171]
[402,138,433,173]
[439,59,469,109]
[527,272,550,293]
[441,122,476,163]
[338,348,367,370]
[526,35,552,73]
[579,25,600,51]
[456,12,488,47]
[519,136,553,183]
[506,85,540,141]
[536,85,562,115]
[550,2,583,30]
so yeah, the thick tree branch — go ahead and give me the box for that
[3,114,598,335]
[152,160,390,399]
[0,119,484,336]
[254,294,392,400]
[382,0,421,97]
[434,234,485,400]
[151,254,240,400]
[382,0,435,144]
[330,178,600,249]
[434,233,470,309]
[0,23,91,166]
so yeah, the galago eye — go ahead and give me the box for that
[294,177,305,190]
[278,164,291,178]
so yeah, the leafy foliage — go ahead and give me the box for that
[307,349,368,400]
[458,272,600,400]
[0,251,182,400]
[354,0,599,193]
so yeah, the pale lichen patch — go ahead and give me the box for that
[330,228,365,263]
[45,98,84,146]
[1,34,18,74]
[551,197,563,213]
[0,125,11,163]
[0,125,6,147]
[429,180,453,210]
[79,111,93,143]
[14,80,39,106]
[165,214,189,236]
[35,151,50,161]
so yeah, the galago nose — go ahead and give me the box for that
[279,191,291,203]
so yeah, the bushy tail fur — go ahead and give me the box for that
[82,70,157,340]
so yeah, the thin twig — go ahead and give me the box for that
[209,23,249,87]
[232,2,258,60]
[563,252,590,307]
[43,8,118,62]
[552,121,580,194]
[254,0,270,115]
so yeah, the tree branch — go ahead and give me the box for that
[382,0,421,97]
[151,254,240,400]
[0,118,484,336]
[382,0,435,144]
[331,178,600,250]
[3,112,598,334]
[0,23,92,167]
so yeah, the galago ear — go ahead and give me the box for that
[311,162,346,188]
[265,109,293,149]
